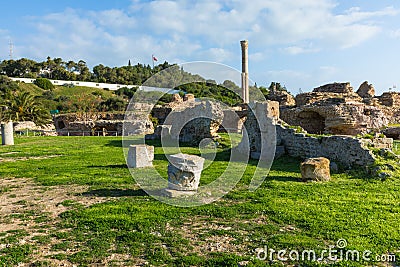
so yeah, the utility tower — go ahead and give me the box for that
[9,40,13,59]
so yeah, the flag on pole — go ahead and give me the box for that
[152,54,157,69]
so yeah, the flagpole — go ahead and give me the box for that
[152,54,154,69]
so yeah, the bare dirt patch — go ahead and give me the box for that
[0,155,61,163]
[0,177,112,266]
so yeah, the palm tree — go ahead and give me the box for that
[1,91,51,125]
[66,60,77,72]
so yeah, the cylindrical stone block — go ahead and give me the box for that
[167,153,205,191]
[1,121,14,145]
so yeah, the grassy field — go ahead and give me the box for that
[0,136,399,266]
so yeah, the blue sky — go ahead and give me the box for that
[1,0,400,95]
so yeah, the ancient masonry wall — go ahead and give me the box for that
[276,125,376,167]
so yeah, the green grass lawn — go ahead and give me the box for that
[0,136,399,266]
[52,85,115,99]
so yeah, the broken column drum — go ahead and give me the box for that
[167,153,205,191]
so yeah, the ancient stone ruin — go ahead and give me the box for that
[277,121,396,168]
[237,101,281,160]
[159,100,224,144]
[357,81,375,99]
[54,103,154,136]
[279,81,396,135]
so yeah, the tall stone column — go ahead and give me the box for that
[240,40,249,104]
[1,120,14,145]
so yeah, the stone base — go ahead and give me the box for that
[162,188,197,198]
[127,144,154,168]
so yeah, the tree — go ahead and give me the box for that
[66,60,77,72]
[1,91,51,125]
[98,97,127,112]
[269,82,287,92]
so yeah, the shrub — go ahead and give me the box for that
[34,78,54,90]
[98,97,126,112]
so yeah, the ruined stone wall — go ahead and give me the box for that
[162,100,224,144]
[267,90,295,107]
[313,82,353,94]
[379,92,400,107]
[151,107,172,125]
[295,92,362,106]
[357,81,375,98]
[281,101,389,135]
[218,109,246,133]
[54,110,154,136]
[276,125,376,167]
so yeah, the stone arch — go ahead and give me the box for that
[57,120,66,129]
[297,111,325,134]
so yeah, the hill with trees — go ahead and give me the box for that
[0,57,178,85]
[0,57,291,124]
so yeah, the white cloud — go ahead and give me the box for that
[0,29,10,59]
[390,28,400,38]
[134,0,399,52]
[267,69,309,79]
[13,0,399,70]
[91,9,136,31]
[200,48,234,63]
[282,45,320,55]
[249,52,265,62]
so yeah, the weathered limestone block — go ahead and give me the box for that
[1,121,14,145]
[379,92,400,107]
[362,138,393,149]
[167,153,205,191]
[313,82,353,94]
[13,121,36,131]
[383,127,400,140]
[300,157,331,182]
[127,145,154,168]
[123,119,154,135]
[172,93,183,103]
[268,90,295,107]
[183,94,195,102]
[145,124,172,140]
[357,81,375,98]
